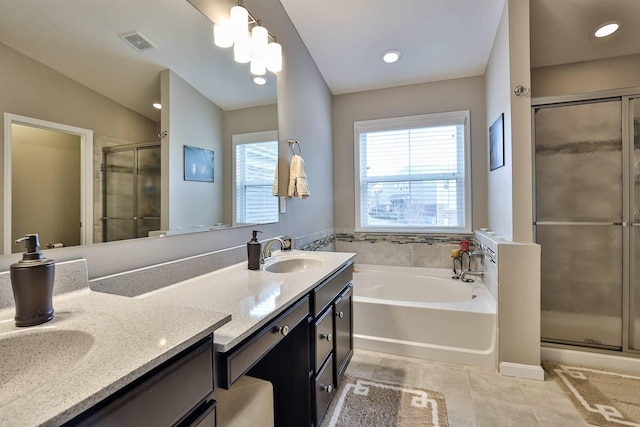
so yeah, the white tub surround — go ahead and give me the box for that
[0,250,356,426]
[352,264,497,368]
[475,230,543,380]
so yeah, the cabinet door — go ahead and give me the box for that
[334,285,353,384]
[314,307,334,373]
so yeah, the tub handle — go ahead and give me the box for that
[320,333,333,341]
[336,311,344,319]
[320,384,333,393]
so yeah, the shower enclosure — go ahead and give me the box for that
[102,142,161,242]
[533,93,640,354]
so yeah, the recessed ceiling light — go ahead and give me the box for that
[381,49,402,64]
[152,102,162,110]
[252,76,268,85]
[594,21,621,38]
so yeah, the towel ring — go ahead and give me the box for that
[288,139,302,156]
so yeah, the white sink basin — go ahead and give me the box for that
[264,257,323,273]
[0,329,95,406]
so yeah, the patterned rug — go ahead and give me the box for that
[319,375,449,427]
[543,362,640,427]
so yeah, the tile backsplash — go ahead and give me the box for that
[334,232,474,269]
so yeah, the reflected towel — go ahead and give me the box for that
[272,162,278,196]
[287,154,310,199]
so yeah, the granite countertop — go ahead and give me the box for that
[0,250,355,426]
[134,250,356,352]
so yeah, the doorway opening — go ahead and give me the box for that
[3,113,93,254]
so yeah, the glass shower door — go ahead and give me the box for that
[534,100,623,349]
[631,97,640,350]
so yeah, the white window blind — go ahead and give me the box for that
[233,131,278,225]
[354,111,471,233]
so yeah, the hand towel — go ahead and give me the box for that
[272,162,278,196]
[287,154,310,198]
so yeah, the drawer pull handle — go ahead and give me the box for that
[277,325,290,336]
[337,311,344,318]
[320,333,332,341]
[321,384,333,393]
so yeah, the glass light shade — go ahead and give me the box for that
[230,5,249,42]
[251,26,268,60]
[234,34,251,63]
[251,58,266,75]
[266,42,282,72]
[213,20,233,48]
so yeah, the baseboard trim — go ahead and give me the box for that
[499,362,545,381]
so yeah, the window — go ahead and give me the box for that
[354,111,471,233]
[233,131,278,225]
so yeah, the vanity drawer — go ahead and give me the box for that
[313,262,353,317]
[219,295,310,388]
[314,356,335,427]
[74,336,214,426]
[314,307,333,372]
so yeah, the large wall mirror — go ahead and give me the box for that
[0,0,278,254]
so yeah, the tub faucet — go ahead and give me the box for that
[261,237,287,263]
[460,269,484,282]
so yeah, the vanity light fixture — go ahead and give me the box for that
[594,21,621,38]
[381,49,402,64]
[213,2,283,73]
[152,102,162,110]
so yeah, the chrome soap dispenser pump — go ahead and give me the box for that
[10,234,55,327]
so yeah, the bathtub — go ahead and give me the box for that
[353,264,497,368]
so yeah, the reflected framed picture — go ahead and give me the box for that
[184,145,214,182]
[489,113,505,171]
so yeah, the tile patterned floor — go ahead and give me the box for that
[345,349,592,427]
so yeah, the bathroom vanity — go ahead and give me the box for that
[0,250,355,427]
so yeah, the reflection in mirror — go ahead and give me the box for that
[0,0,278,254]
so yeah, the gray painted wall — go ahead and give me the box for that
[332,76,489,233]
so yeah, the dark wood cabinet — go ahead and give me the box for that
[334,284,353,384]
[67,335,216,427]
[311,262,353,426]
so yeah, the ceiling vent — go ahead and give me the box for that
[119,31,156,51]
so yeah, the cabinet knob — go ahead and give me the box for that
[321,384,333,393]
[320,333,332,341]
[277,325,289,336]
[337,311,344,318]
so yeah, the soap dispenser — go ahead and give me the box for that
[247,230,262,270]
[10,234,55,327]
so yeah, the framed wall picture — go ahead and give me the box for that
[489,113,505,171]
[184,145,214,182]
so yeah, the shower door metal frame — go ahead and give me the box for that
[532,86,640,356]
[102,141,160,242]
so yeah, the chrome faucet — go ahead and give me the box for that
[260,237,287,264]
[459,246,485,282]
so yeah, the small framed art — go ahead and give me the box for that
[489,113,505,171]
[184,145,214,182]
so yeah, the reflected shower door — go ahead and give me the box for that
[103,149,135,242]
[632,97,640,350]
[534,100,623,349]
[135,146,161,238]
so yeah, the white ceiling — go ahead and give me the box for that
[2,0,640,122]
[530,0,640,68]
[0,0,277,122]
[279,0,506,95]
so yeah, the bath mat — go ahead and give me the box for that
[319,375,449,427]
[543,361,640,427]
